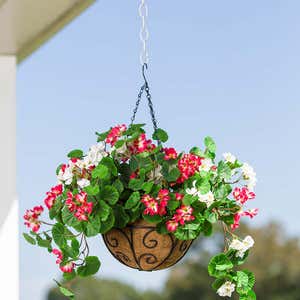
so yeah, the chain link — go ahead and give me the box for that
[139,0,149,65]
[130,84,145,126]
[130,1,160,143]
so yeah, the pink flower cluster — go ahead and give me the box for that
[23,206,44,232]
[52,249,74,273]
[177,154,203,183]
[233,187,255,204]
[141,189,170,216]
[231,186,258,230]
[44,184,63,209]
[129,133,156,154]
[65,191,93,221]
[163,148,178,160]
[166,205,195,232]
[105,124,127,146]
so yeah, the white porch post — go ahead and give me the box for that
[0,55,18,300]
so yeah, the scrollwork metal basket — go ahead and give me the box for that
[102,219,193,271]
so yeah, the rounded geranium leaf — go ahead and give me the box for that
[152,128,168,142]
[101,186,119,205]
[125,192,140,209]
[78,256,101,277]
[52,223,67,248]
[67,149,83,159]
[208,254,233,277]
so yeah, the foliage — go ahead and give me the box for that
[23,124,258,299]
[47,222,300,300]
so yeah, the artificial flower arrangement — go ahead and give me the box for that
[23,123,258,299]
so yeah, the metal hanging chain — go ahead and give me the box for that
[130,65,159,133]
[130,0,160,140]
[139,0,149,65]
[130,83,145,126]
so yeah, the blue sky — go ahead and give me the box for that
[18,1,300,299]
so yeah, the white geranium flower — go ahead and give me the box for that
[57,167,73,185]
[198,191,215,207]
[199,158,213,172]
[186,180,198,196]
[223,152,236,164]
[186,181,215,207]
[229,236,255,258]
[241,163,257,190]
[217,281,235,297]
[85,142,107,167]
[77,178,90,189]
[243,235,255,249]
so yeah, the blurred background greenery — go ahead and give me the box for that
[47,221,300,300]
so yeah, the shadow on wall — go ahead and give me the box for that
[47,221,300,300]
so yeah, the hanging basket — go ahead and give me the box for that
[102,219,193,271]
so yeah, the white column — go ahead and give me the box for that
[0,55,18,300]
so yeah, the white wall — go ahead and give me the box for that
[0,55,16,226]
[0,55,18,300]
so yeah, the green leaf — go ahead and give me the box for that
[207,212,218,223]
[142,182,153,193]
[98,200,111,221]
[61,244,78,259]
[197,178,211,194]
[237,270,250,295]
[101,186,119,205]
[165,167,181,182]
[67,149,83,159]
[156,222,169,235]
[52,223,67,248]
[142,214,162,224]
[114,139,125,148]
[211,278,226,291]
[203,220,213,236]
[36,236,51,248]
[99,211,115,233]
[204,136,216,153]
[208,254,233,277]
[100,157,117,176]
[167,200,180,210]
[113,205,130,228]
[54,280,75,298]
[62,207,81,228]
[63,270,76,281]
[84,184,100,196]
[96,130,109,142]
[182,194,196,206]
[49,199,63,220]
[128,178,144,191]
[113,179,124,194]
[23,233,36,245]
[85,215,101,237]
[244,270,255,289]
[190,147,204,157]
[78,256,101,277]
[125,191,140,209]
[240,290,256,300]
[92,164,109,179]
[56,164,64,175]
[218,161,232,180]
[152,128,168,143]
[174,226,198,240]
[215,183,232,200]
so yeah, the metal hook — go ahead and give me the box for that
[142,63,148,86]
